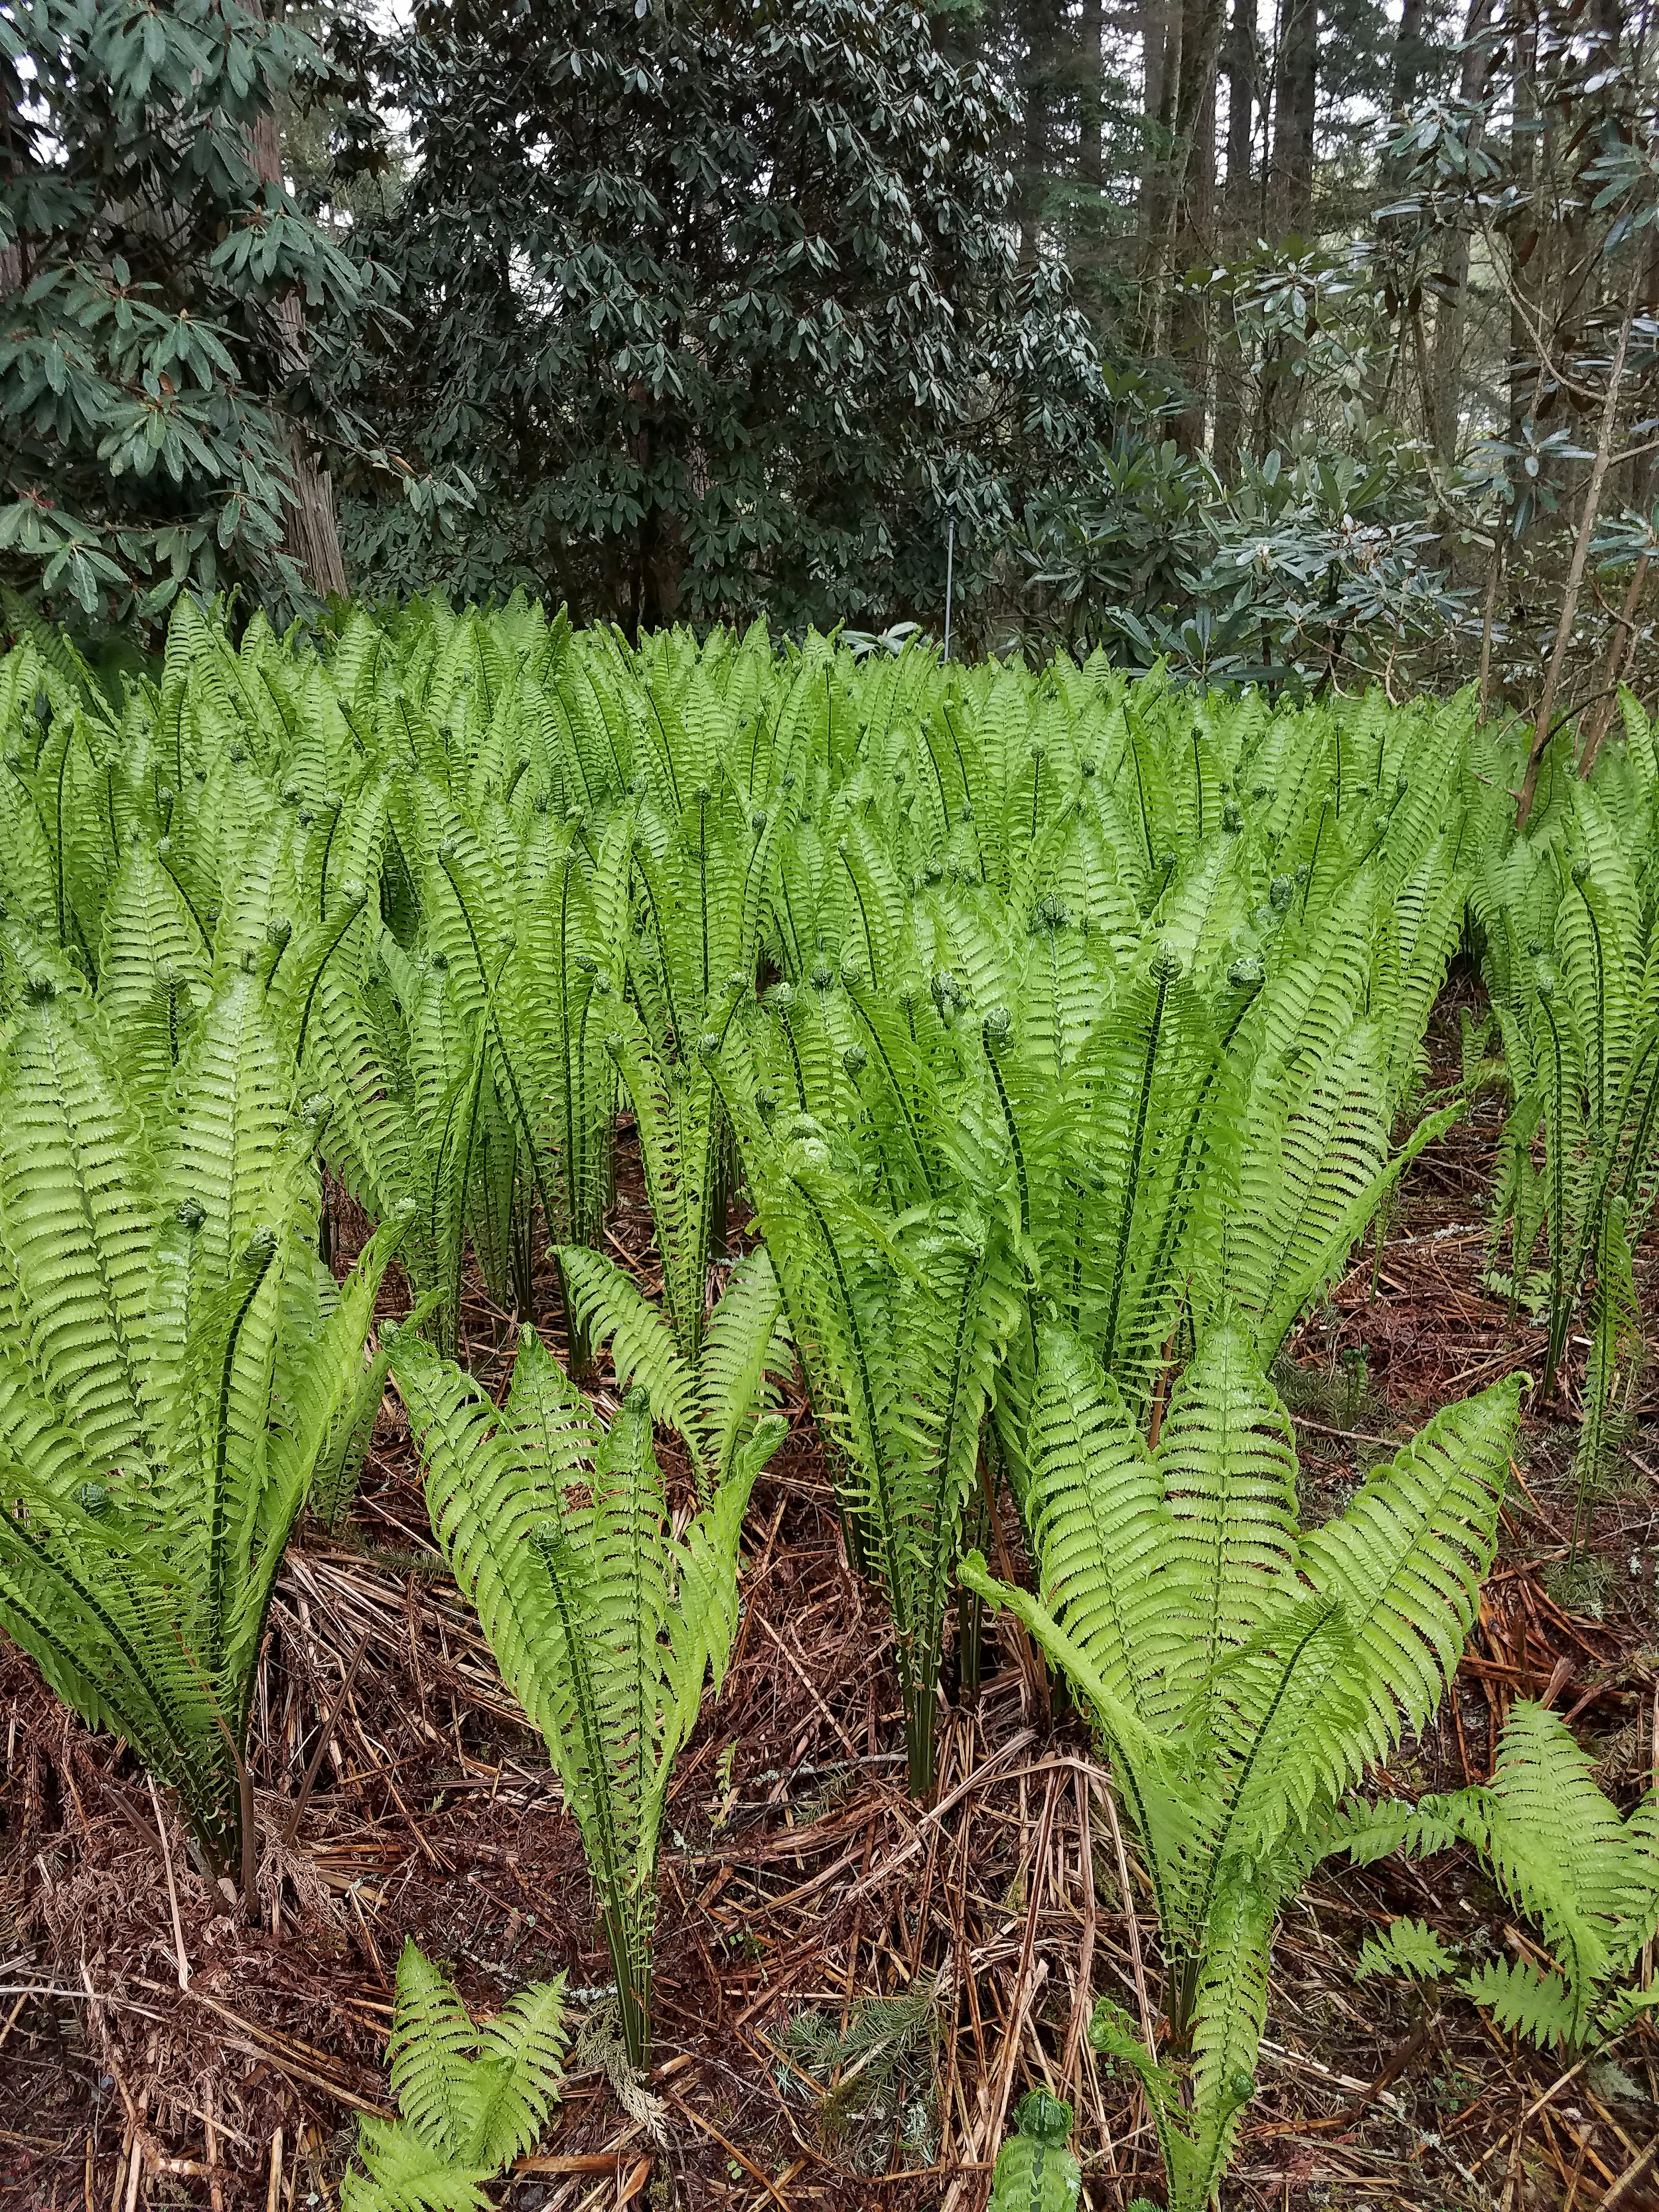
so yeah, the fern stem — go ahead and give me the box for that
[534,1524,648,2065]
[776,862,806,980]
[792,1176,906,1663]
[846,982,934,1199]
[1571,868,1607,1131]
[157,845,212,955]
[1192,727,1203,843]
[206,1232,278,1686]
[640,690,682,812]
[1617,1024,1659,1208]
[1302,800,1329,919]
[293,889,368,1065]
[550,686,598,814]
[1101,966,1171,1376]
[912,1245,987,1797]
[778,1007,808,1111]
[839,844,880,991]
[631,849,687,1061]
[958,1471,988,1706]
[315,794,342,922]
[51,718,74,949]
[1538,990,1570,1396]
[917,714,952,829]
[940,703,970,804]
[1129,735,1155,874]
[981,1027,1029,1240]
[697,789,709,999]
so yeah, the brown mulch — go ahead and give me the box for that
[3,984,1658,2212]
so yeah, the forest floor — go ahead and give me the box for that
[3,974,1657,2212]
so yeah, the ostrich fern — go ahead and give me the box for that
[987,2091,1082,2212]
[554,1242,790,1499]
[1478,781,1659,1402]
[963,1321,1520,2212]
[713,1068,1024,1798]
[0,946,399,1890]
[392,1327,782,2071]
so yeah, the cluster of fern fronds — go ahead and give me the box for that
[3,601,1654,2207]
[1475,696,1659,1556]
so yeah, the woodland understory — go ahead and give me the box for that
[3,986,1656,2212]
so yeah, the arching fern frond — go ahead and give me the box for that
[392,1327,777,2070]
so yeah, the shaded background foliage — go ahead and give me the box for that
[339,0,1108,633]
[3,0,1659,711]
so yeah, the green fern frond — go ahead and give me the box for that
[987,2091,1081,2212]
[394,1328,773,2069]
[471,1978,572,2167]
[553,1245,703,1468]
[1461,1956,1579,2049]
[1354,1917,1461,1982]
[1296,1376,1517,1771]
[0,956,396,1882]
[1571,1200,1642,1556]
[339,2118,493,2212]
[1153,1318,1299,1716]
[969,1310,1519,2212]
[388,1944,484,2157]
[343,1939,567,2211]
[1402,1701,1659,2049]
[1023,1323,1175,1728]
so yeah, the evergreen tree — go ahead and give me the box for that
[338,0,1108,633]
[0,0,445,630]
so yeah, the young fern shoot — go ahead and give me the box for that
[392,1327,782,2071]
[0,951,400,1892]
[1350,1700,1659,2051]
[963,1321,1520,2212]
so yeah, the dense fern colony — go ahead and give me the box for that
[1,599,1656,2202]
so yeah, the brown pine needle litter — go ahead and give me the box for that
[3,997,1657,2211]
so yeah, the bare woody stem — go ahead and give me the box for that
[1516,265,1642,831]
[1576,552,1650,781]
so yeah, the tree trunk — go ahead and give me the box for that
[1506,0,1542,538]
[1212,0,1257,477]
[1273,0,1317,234]
[1139,0,1175,237]
[1224,0,1255,199]
[1143,0,1228,358]
[1390,0,1429,120]
[1428,0,1500,463]
[244,3,348,601]
[1019,0,1059,266]
[1080,0,1104,189]
[1577,555,1650,778]
[1171,0,1218,456]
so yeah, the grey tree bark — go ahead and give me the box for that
[244,0,348,600]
